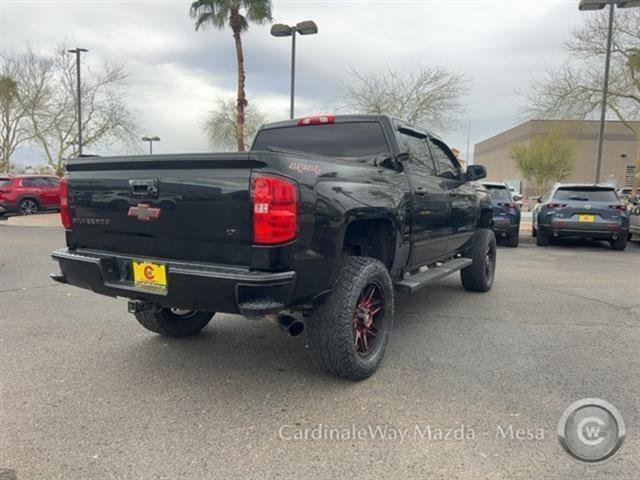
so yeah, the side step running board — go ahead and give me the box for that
[394,258,472,293]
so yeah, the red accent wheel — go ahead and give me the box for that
[352,282,385,357]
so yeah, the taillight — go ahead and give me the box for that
[59,176,71,229]
[609,204,627,212]
[546,203,567,209]
[297,115,335,126]
[498,202,516,209]
[251,174,298,244]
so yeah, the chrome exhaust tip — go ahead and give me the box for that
[277,314,305,337]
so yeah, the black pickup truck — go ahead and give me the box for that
[52,115,495,380]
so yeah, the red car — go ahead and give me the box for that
[0,175,61,216]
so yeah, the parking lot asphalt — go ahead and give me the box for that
[1,224,639,479]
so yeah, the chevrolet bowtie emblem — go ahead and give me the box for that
[128,203,161,222]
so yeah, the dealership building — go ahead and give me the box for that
[474,120,639,196]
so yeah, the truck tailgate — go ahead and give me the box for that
[66,154,264,265]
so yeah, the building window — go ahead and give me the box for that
[625,165,636,188]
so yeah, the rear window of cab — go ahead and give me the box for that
[252,122,389,158]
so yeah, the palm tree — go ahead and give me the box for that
[190,0,272,152]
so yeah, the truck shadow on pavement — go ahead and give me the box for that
[112,283,461,387]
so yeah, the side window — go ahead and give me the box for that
[396,132,437,177]
[46,178,60,188]
[21,178,37,187]
[430,140,460,180]
[431,140,460,179]
[22,178,51,187]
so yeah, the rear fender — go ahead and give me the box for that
[314,178,410,281]
[478,206,493,229]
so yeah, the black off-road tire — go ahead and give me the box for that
[306,256,394,381]
[460,228,496,292]
[134,308,214,337]
[536,232,550,246]
[610,236,627,251]
[507,232,519,248]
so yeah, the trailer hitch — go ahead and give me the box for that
[127,299,155,314]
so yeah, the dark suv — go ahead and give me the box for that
[482,182,521,247]
[532,184,629,250]
[0,175,61,216]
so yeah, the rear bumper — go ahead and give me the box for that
[51,248,296,316]
[492,216,519,237]
[539,223,628,240]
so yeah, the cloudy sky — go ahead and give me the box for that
[2,0,591,164]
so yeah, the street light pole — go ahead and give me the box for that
[594,2,615,184]
[271,20,318,120]
[465,120,471,166]
[290,30,296,119]
[141,136,160,155]
[67,48,89,157]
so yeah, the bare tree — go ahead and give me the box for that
[524,9,640,192]
[203,96,266,151]
[340,67,470,132]
[525,10,639,131]
[0,73,32,172]
[4,45,140,175]
[23,164,56,175]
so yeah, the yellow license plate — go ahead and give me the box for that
[579,215,595,222]
[132,261,167,289]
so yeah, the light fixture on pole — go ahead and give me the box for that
[141,136,161,155]
[578,0,639,184]
[67,48,89,157]
[270,20,318,119]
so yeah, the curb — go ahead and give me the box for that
[2,213,61,228]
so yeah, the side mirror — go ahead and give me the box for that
[396,152,410,164]
[465,165,487,181]
[512,194,522,202]
[536,197,542,204]
[374,152,403,171]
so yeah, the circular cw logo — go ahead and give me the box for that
[558,398,625,463]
